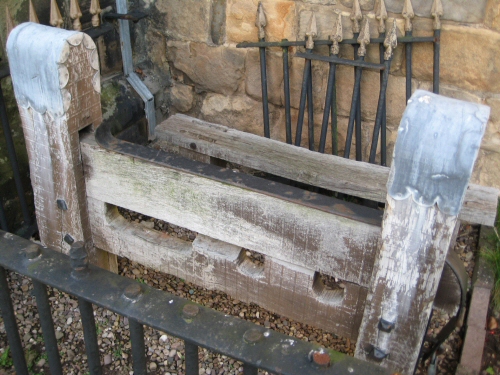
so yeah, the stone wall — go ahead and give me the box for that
[133,0,500,191]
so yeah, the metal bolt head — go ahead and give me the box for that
[69,241,88,271]
[124,283,142,300]
[182,304,200,319]
[243,328,263,344]
[370,346,388,361]
[24,244,40,260]
[378,318,395,333]
[309,349,331,367]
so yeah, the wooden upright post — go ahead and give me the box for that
[7,23,114,269]
[355,90,490,374]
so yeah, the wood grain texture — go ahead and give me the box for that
[8,24,106,265]
[354,196,457,373]
[154,114,498,226]
[81,134,381,287]
[87,197,367,339]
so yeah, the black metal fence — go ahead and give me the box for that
[0,63,36,239]
[0,231,390,375]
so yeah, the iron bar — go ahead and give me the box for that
[379,34,387,166]
[0,230,390,375]
[405,31,413,102]
[259,38,271,138]
[282,42,292,144]
[78,298,102,375]
[0,83,31,226]
[294,50,313,147]
[307,57,315,151]
[319,62,337,153]
[237,36,435,49]
[331,79,338,155]
[344,58,364,159]
[433,29,441,94]
[32,280,63,375]
[369,59,392,164]
[129,318,147,375]
[185,341,199,375]
[353,32,362,162]
[0,200,8,231]
[294,53,385,71]
[244,364,259,375]
[0,266,29,375]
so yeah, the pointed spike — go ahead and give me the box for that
[357,17,371,57]
[431,0,444,30]
[5,6,15,36]
[330,12,343,55]
[402,0,415,32]
[350,0,363,34]
[70,0,83,31]
[376,0,388,34]
[384,19,398,60]
[255,2,267,40]
[50,0,64,28]
[29,0,40,23]
[90,0,102,27]
[305,13,317,50]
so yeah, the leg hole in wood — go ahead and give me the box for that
[312,272,345,306]
[105,204,198,242]
[236,249,265,279]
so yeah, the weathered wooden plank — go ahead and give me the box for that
[7,23,114,268]
[155,114,498,226]
[87,196,367,339]
[81,134,381,288]
[355,91,490,374]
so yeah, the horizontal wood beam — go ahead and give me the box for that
[81,134,380,288]
[87,197,367,339]
[155,114,498,226]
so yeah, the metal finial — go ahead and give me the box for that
[431,0,444,30]
[330,12,343,55]
[70,0,83,31]
[5,6,15,36]
[376,0,388,34]
[305,13,317,50]
[357,17,371,57]
[384,19,398,60]
[50,0,64,28]
[402,0,415,32]
[350,0,363,34]
[29,0,40,23]
[255,2,267,40]
[90,0,102,27]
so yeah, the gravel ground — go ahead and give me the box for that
[0,216,480,375]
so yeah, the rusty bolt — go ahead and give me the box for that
[124,283,142,300]
[182,304,200,319]
[243,328,263,344]
[24,244,41,260]
[309,349,331,367]
[378,318,395,333]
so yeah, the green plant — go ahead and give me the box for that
[137,278,146,284]
[95,323,102,335]
[113,345,122,359]
[483,202,500,311]
[0,347,13,368]
[486,367,495,375]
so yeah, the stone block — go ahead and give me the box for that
[412,23,500,94]
[385,0,488,24]
[339,0,375,11]
[200,93,284,137]
[245,49,284,106]
[166,41,246,96]
[170,83,195,113]
[472,149,500,189]
[154,0,211,42]
[226,0,296,43]
[481,96,500,154]
[486,0,500,32]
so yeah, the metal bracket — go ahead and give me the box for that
[103,10,148,23]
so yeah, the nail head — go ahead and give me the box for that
[25,244,40,260]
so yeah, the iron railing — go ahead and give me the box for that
[0,230,391,375]
[0,63,36,239]
[237,0,442,166]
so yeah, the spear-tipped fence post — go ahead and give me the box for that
[403,0,415,101]
[29,0,39,24]
[376,0,388,164]
[255,2,270,138]
[90,0,102,27]
[50,0,64,28]
[431,0,443,94]
[70,0,83,31]
[5,6,15,36]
